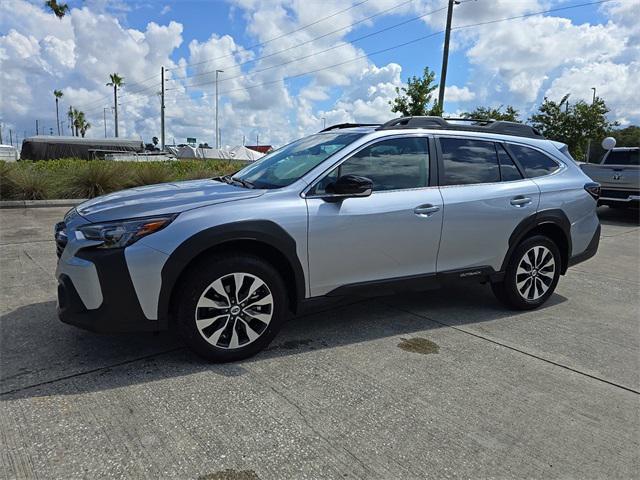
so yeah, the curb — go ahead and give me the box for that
[0,199,87,209]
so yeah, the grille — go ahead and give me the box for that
[600,189,636,200]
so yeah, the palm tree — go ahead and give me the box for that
[72,110,91,138]
[53,90,63,135]
[45,0,69,19]
[106,73,124,137]
[67,106,74,136]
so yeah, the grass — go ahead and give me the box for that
[0,158,244,200]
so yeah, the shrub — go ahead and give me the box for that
[1,158,244,199]
[62,161,127,198]
[129,162,173,186]
[0,161,14,199]
[7,165,53,200]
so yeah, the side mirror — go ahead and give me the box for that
[601,137,616,150]
[325,174,373,198]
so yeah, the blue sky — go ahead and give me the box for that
[0,0,638,146]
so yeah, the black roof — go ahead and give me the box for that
[320,116,544,139]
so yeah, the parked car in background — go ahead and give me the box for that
[54,116,601,362]
[580,138,639,209]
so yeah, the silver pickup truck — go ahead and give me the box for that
[580,140,639,209]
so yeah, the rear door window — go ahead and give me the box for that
[439,138,500,185]
[507,144,560,178]
[496,144,523,181]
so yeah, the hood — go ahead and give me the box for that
[76,179,265,223]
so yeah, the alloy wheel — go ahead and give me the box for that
[195,272,273,349]
[516,246,556,301]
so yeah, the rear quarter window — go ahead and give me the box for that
[508,144,560,178]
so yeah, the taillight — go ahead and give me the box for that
[584,182,600,201]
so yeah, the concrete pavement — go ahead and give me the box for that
[1,206,638,479]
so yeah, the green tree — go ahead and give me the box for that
[53,89,63,135]
[71,110,91,138]
[389,67,441,117]
[462,105,520,122]
[106,73,125,137]
[609,125,640,147]
[529,94,617,160]
[45,0,69,19]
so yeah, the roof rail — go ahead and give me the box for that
[377,116,544,139]
[320,123,380,132]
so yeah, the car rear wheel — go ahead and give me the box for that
[491,235,561,310]
[175,254,288,362]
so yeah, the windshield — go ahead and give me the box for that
[232,132,364,189]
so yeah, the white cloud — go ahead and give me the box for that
[445,85,475,103]
[0,0,637,149]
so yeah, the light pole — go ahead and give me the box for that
[437,0,460,114]
[215,69,223,149]
[103,107,110,138]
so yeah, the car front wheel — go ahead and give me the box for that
[491,235,561,310]
[175,254,288,362]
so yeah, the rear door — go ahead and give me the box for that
[436,137,540,273]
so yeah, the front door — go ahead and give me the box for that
[305,136,443,296]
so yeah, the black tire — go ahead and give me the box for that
[175,253,288,362]
[491,235,561,310]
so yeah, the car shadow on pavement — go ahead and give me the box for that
[596,206,640,226]
[0,283,567,400]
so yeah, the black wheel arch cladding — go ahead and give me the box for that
[502,209,572,274]
[158,220,306,325]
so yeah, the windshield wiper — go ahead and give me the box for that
[213,175,232,184]
[231,177,256,189]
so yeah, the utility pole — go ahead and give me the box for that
[103,108,109,138]
[9,129,13,146]
[0,123,3,144]
[36,119,39,135]
[322,117,326,129]
[242,134,245,146]
[437,0,458,114]
[161,66,166,150]
[215,69,223,149]
[586,87,597,162]
[256,134,259,146]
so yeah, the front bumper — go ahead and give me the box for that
[57,247,162,333]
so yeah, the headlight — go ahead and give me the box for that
[79,214,177,249]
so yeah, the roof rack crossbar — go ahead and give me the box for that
[376,116,543,139]
[320,123,380,132]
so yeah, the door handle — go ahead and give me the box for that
[414,204,440,216]
[510,196,532,207]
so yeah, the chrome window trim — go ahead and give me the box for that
[300,133,432,198]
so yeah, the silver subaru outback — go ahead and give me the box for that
[55,117,601,362]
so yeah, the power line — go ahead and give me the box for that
[172,0,612,97]
[166,0,372,72]
[170,2,451,88]
[168,0,422,82]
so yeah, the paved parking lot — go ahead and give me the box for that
[1,206,639,479]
